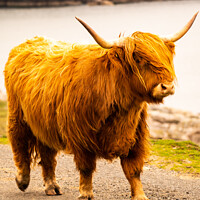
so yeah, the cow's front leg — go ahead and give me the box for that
[120,105,150,200]
[121,154,149,200]
[74,151,96,199]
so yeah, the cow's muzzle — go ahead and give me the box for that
[152,82,175,99]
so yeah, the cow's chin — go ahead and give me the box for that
[151,93,168,104]
[152,92,173,100]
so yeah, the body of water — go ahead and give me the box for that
[0,0,200,113]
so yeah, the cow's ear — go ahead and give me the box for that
[164,41,175,55]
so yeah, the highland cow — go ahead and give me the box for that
[4,12,198,200]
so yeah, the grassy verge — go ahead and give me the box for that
[0,136,9,144]
[150,139,200,177]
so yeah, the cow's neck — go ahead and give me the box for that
[98,98,146,160]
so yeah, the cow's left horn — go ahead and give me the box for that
[162,11,198,42]
[75,17,124,49]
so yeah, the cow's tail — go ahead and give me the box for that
[29,137,41,167]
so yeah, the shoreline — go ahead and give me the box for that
[0,0,186,8]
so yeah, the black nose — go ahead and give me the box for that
[161,84,167,90]
[161,83,174,91]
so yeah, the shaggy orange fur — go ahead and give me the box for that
[4,32,176,199]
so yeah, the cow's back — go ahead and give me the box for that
[4,37,72,150]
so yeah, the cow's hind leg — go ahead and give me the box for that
[74,151,96,199]
[8,115,34,192]
[38,141,62,196]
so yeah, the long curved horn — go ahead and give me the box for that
[162,11,199,42]
[75,17,123,49]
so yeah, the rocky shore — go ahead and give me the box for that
[0,0,183,7]
[149,105,200,145]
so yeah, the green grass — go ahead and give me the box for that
[0,136,9,144]
[150,139,200,176]
[0,100,7,138]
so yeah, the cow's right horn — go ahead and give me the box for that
[75,17,124,49]
[162,12,198,42]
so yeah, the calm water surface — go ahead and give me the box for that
[0,1,200,113]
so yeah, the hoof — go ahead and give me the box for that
[78,197,93,200]
[78,194,94,199]
[15,174,30,192]
[132,194,149,200]
[45,183,63,196]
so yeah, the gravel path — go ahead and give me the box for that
[0,144,199,200]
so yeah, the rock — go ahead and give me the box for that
[187,131,200,145]
[148,105,200,145]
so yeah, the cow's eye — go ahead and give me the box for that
[133,53,140,64]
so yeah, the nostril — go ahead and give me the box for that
[161,84,167,90]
